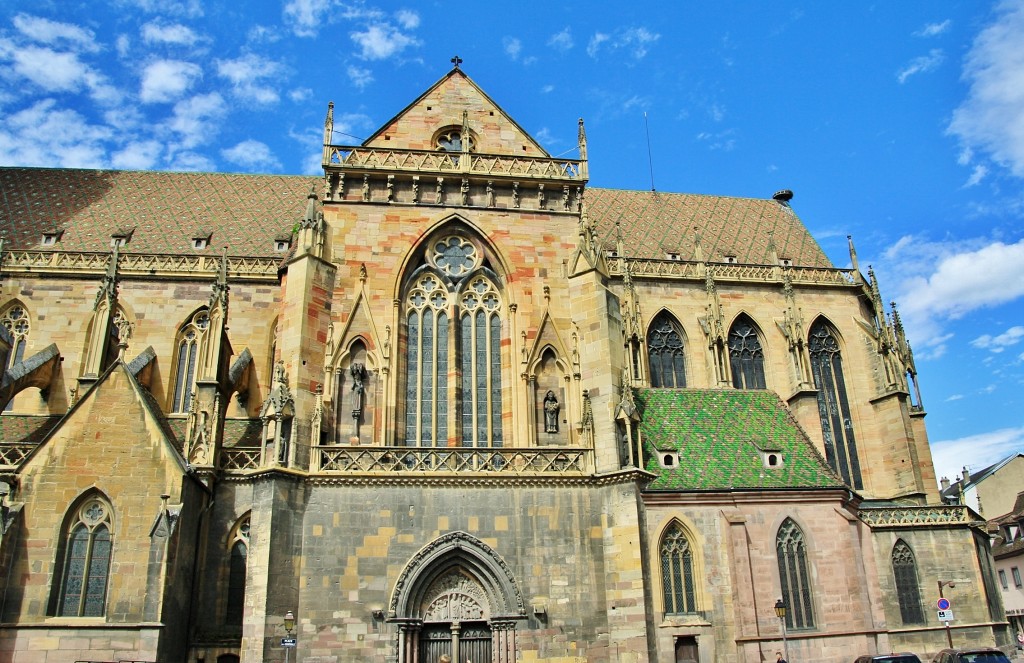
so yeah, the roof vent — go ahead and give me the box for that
[773,189,793,203]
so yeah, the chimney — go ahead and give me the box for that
[940,477,950,491]
[962,466,971,482]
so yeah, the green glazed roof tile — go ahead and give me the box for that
[637,388,843,491]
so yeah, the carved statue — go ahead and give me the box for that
[460,178,469,206]
[512,181,519,208]
[562,185,570,211]
[386,175,394,202]
[537,183,545,208]
[411,176,419,204]
[486,180,495,207]
[543,390,560,433]
[435,177,444,204]
[361,175,369,202]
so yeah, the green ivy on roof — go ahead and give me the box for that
[637,388,844,491]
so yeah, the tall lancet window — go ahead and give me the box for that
[460,276,503,447]
[660,521,697,614]
[2,303,30,411]
[51,494,113,617]
[403,233,505,447]
[892,540,924,625]
[172,309,209,413]
[728,314,766,389]
[776,518,814,629]
[226,515,250,627]
[647,312,686,388]
[808,319,861,489]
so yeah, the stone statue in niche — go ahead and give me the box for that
[411,176,419,204]
[512,181,520,208]
[543,390,560,433]
[460,178,469,206]
[537,183,545,208]
[486,180,495,207]
[562,185,570,211]
[350,362,367,439]
[435,177,444,204]
[386,175,394,202]
[361,175,369,202]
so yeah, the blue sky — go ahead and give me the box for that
[1,1,1022,490]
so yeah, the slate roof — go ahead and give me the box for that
[2,167,832,268]
[940,453,1024,502]
[637,388,843,491]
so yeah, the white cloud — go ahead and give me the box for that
[112,140,163,169]
[142,21,200,46]
[931,427,1024,485]
[394,10,419,30]
[548,28,573,52]
[897,49,944,83]
[972,325,1024,352]
[964,163,988,187]
[283,0,334,37]
[541,84,555,94]
[165,92,227,149]
[289,87,313,103]
[695,128,737,152]
[8,46,90,92]
[948,0,1024,177]
[221,139,281,172]
[915,20,951,37]
[140,59,202,103]
[12,14,99,51]
[347,65,374,89]
[945,394,964,401]
[118,0,204,18]
[351,23,419,60]
[883,236,1024,353]
[503,37,522,61]
[587,33,610,58]
[0,100,112,168]
[588,27,659,60]
[216,54,284,105]
[166,150,215,172]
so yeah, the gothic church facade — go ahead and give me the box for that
[0,67,1009,663]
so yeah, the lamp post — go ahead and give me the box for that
[775,598,789,662]
[938,581,955,649]
[283,610,296,663]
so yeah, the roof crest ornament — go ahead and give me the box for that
[451,55,463,70]
[324,101,334,145]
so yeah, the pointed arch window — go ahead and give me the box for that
[776,518,814,629]
[226,516,250,626]
[728,315,766,389]
[52,495,113,617]
[892,540,924,625]
[648,312,687,388]
[660,522,697,614]
[2,304,30,411]
[172,310,209,413]
[404,234,504,447]
[808,320,862,489]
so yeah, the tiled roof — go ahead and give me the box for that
[2,167,830,268]
[0,414,62,444]
[224,418,263,447]
[587,188,833,267]
[637,388,843,491]
[0,168,315,257]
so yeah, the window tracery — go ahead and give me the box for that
[2,304,30,368]
[53,495,113,617]
[892,540,924,625]
[808,320,862,489]
[435,127,474,153]
[728,315,766,389]
[403,233,504,447]
[776,518,814,629]
[660,522,697,614]
[172,310,209,413]
[226,516,250,626]
[647,312,686,388]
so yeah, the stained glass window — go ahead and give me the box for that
[808,320,862,489]
[172,310,209,412]
[777,518,814,629]
[55,496,112,617]
[404,235,504,447]
[648,312,686,388]
[728,315,766,389]
[892,540,924,625]
[661,522,697,614]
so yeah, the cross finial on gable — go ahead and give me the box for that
[451,55,463,70]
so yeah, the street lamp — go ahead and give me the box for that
[775,598,789,662]
[283,610,296,663]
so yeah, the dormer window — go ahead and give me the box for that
[41,231,62,246]
[779,258,793,267]
[666,252,681,261]
[760,449,785,468]
[274,238,291,252]
[658,451,680,469]
[724,254,737,264]
[192,232,211,251]
[605,249,619,258]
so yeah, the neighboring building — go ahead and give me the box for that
[992,493,1024,641]
[0,66,1010,663]
[941,453,1024,519]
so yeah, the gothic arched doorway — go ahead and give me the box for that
[390,532,525,663]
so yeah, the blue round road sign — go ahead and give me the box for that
[937,598,951,610]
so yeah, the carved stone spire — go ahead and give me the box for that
[323,101,334,145]
[94,244,120,311]
[848,234,861,276]
[577,118,588,162]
